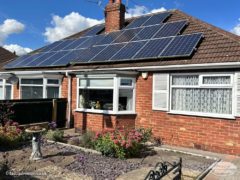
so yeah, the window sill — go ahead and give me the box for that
[74,108,136,115]
[168,110,236,120]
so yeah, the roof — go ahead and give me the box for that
[4,9,240,71]
[0,47,17,70]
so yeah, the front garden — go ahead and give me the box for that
[0,103,217,179]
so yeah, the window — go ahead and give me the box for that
[0,79,12,100]
[20,78,60,99]
[170,74,233,117]
[46,79,60,98]
[77,76,135,114]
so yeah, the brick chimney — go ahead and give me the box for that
[104,0,126,33]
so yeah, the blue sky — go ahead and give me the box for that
[0,0,239,55]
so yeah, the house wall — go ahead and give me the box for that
[135,73,240,155]
[69,74,240,155]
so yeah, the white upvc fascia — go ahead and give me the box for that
[17,73,63,79]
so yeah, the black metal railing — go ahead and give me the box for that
[0,98,67,128]
[145,158,182,180]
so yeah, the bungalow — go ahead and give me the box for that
[1,0,240,155]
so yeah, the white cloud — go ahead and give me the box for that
[44,12,103,43]
[231,18,240,36]
[3,44,32,56]
[43,6,167,43]
[0,19,25,45]
[126,5,166,18]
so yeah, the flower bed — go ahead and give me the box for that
[0,120,23,148]
[94,128,152,159]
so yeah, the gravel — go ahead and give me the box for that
[0,141,216,179]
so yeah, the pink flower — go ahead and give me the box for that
[126,143,132,148]
[113,139,119,144]
[12,122,19,127]
[121,140,126,147]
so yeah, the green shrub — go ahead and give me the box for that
[93,128,152,159]
[46,129,64,142]
[79,131,95,148]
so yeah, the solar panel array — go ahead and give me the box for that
[5,12,203,69]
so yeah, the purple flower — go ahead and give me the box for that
[48,121,57,130]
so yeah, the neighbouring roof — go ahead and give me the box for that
[0,47,17,70]
[4,9,240,71]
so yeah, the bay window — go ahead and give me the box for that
[77,75,135,114]
[0,79,12,100]
[170,74,233,117]
[20,78,61,99]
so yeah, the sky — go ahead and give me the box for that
[0,0,239,55]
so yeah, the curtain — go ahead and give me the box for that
[172,75,199,86]
[203,76,231,84]
[172,88,232,114]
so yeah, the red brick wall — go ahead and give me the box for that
[13,83,19,99]
[61,77,68,98]
[71,74,240,155]
[135,73,240,155]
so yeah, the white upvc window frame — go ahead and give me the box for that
[76,75,136,115]
[19,75,62,99]
[0,79,13,100]
[169,72,235,119]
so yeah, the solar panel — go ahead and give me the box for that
[49,39,76,52]
[153,20,187,38]
[40,41,64,52]
[90,43,126,62]
[112,28,141,43]
[4,55,31,69]
[142,12,171,26]
[83,24,104,36]
[160,33,202,57]
[62,37,89,50]
[76,35,105,49]
[110,41,148,61]
[25,52,56,67]
[125,15,151,29]
[37,51,70,67]
[52,49,85,66]
[132,24,164,41]
[15,53,45,67]
[71,46,107,64]
[134,37,173,59]
[95,31,123,45]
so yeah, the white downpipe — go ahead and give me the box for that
[66,72,72,128]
